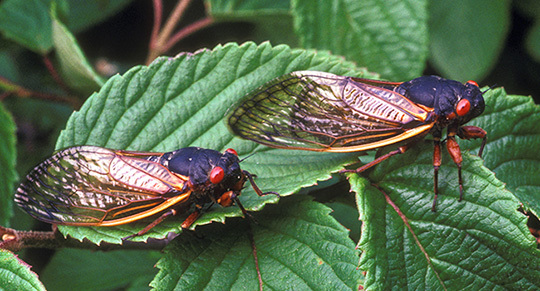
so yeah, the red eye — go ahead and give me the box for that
[456,99,471,116]
[225,148,238,156]
[210,167,225,184]
[466,80,479,87]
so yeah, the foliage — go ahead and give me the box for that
[0,250,45,290]
[1,0,539,290]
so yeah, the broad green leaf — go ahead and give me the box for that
[461,88,540,215]
[207,0,289,13]
[327,196,361,242]
[62,0,134,33]
[151,195,361,290]
[526,22,540,63]
[0,0,53,53]
[40,249,158,290]
[0,0,134,53]
[53,42,376,244]
[291,0,428,81]
[207,0,298,47]
[0,50,20,81]
[429,0,511,82]
[518,0,540,62]
[352,88,540,288]
[352,144,540,289]
[0,102,17,225]
[0,250,45,291]
[52,15,104,95]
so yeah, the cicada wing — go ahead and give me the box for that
[15,146,190,226]
[227,71,435,152]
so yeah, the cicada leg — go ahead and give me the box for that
[434,127,466,211]
[432,131,443,211]
[122,209,178,240]
[458,125,487,157]
[242,170,281,198]
[180,210,199,229]
[340,145,409,174]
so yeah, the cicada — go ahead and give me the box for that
[15,146,277,238]
[227,71,487,210]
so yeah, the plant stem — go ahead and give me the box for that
[146,0,213,65]
[147,0,192,64]
[42,54,71,94]
[156,0,192,48]
[163,16,213,53]
[149,0,163,47]
[0,76,81,108]
[0,225,173,252]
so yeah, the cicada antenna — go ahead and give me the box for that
[482,84,497,94]
[239,152,256,163]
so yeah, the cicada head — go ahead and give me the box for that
[439,79,486,126]
[211,148,245,192]
[456,80,485,125]
[166,147,247,206]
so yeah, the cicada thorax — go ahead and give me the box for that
[164,147,245,208]
[395,76,485,128]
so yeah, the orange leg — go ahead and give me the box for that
[181,209,201,229]
[340,146,409,174]
[123,209,178,240]
[432,127,465,212]
[432,136,442,211]
[433,125,486,211]
[243,170,281,198]
[446,135,464,201]
[458,125,487,157]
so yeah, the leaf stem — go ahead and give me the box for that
[155,0,192,48]
[247,222,264,291]
[146,0,213,64]
[375,184,447,290]
[0,76,81,108]
[42,54,71,94]
[163,16,213,53]
[149,0,163,47]
[0,225,172,252]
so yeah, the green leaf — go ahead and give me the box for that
[0,250,46,291]
[0,50,20,81]
[526,22,540,63]
[207,0,298,47]
[429,0,511,82]
[291,0,428,81]
[0,102,17,225]
[351,88,540,289]
[352,144,540,289]
[517,0,540,63]
[0,0,53,53]
[0,0,134,53]
[207,0,290,13]
[53,42,376,244]
[461,88,540,216]
[52,15,104,95]
[326,196,361,242]
[151,195,361,290]
[62,0,134,33]
[40,249,158,290]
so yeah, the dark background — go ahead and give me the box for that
[77,0,540,104]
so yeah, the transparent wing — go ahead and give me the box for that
[15,146,190,226]
[227,71,435,152]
